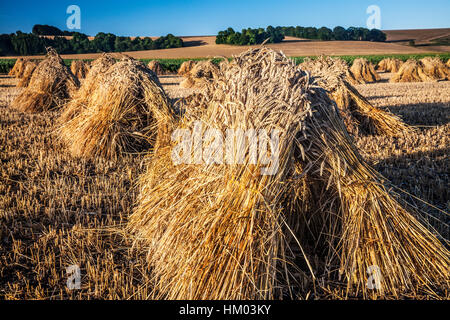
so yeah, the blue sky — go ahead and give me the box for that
[0,0,449,36]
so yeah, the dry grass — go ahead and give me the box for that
[180,60,219,88]
[70,60,90,79]
[377,58,403,73]
[59,57,174,160]
[178,60,196,75]
[349,58,381,84]
[300,56,410,136]
[8,58,28,78]
[147,60,164,75]
[128,48,449,300]
[0,98,151,299]
[0,55,448,300]
[158,75,194,100]
[420,57,450,81]
[179,76,196,89]
[390,59,450,83]
[355,79,450,238]
[11,49,79,113]
[17,61,38,88]
[391,59,434,83]
[58,53,116,124]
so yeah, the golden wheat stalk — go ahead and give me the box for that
[59,57,175,160]
[129,47,449,300]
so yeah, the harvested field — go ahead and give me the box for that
[1,35,449,61]
[384,28,450,44]
[0,64,448,299]
[356,79,450,235]
[0,87,150,299]
[158,75,194,100]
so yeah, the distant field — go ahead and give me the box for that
[384,28,450,43]
[1,30,450,61]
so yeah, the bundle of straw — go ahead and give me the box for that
[59,57,174,159]
[17,60,38,88]
[377,58,403,73]
[180,60,219,88]
[178,60,196,76]
[147,60,164,75]
[8,58,28,78]
[420,57,450,81]
[70,60,90,79]
[348,58,380,84]
[301,56,410,136]
[11,49,79,112]
[59,53,116,124]
[129,47,449,300]
[390,59,436,83]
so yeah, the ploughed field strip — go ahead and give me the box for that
[0,60,449,299]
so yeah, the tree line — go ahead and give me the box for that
[280,26,386,41]
[0,25,183,56]
[32,24,79,36]
[216,26,386,45]
[216,27,284,45]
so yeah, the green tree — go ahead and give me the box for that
[368,29,386,42]
[0,34,13,56]
[131,37,143,51]
[32,24,64,36]
[142,37,154,50]
[305,27,318,39]
[318,27,333,40]
[295,26,305,38]
[70,32,91,53]
[333,26,347,40]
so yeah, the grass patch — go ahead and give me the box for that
[0,59,16,74]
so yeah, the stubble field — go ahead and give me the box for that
[0,71,448,299]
